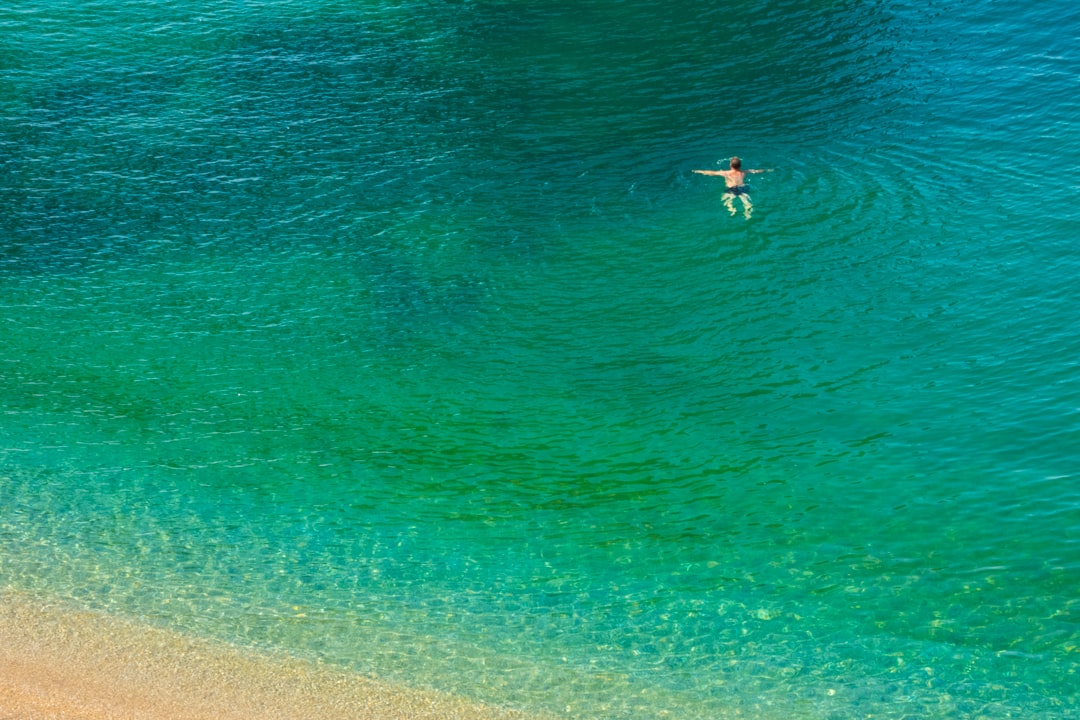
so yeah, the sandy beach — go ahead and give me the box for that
[0,590,541,720]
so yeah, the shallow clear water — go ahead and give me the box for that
[1,1,1078,718]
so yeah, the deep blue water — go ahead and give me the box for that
[1,1,1078,718]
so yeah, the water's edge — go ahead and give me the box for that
[0,587,546,720]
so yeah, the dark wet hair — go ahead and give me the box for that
[730,157,742,170]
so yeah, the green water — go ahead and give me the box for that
[1,1,1078,718]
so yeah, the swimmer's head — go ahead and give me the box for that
[730,157,742,170]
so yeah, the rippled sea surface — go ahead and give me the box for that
[2,1,1079,717]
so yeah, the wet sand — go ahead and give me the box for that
[0,590,542,720]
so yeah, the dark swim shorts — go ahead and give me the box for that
[724,185,748,196]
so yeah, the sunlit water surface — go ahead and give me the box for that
[1,1,1078,718]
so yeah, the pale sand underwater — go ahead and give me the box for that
[0,590,544,720]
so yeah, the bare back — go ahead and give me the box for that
[720,168,747,188]
[692,167,749,188]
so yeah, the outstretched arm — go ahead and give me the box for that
[693,169,726,176]
[747,168,773,174]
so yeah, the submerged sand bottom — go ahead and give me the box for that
[0,590,540,720]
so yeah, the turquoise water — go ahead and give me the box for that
[2,0,1079,717]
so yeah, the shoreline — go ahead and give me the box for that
[0,589,543,720]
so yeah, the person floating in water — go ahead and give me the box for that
[693,157,771,218]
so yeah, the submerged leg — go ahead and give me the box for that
[722,192,737,216]
[739,193,753,219]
